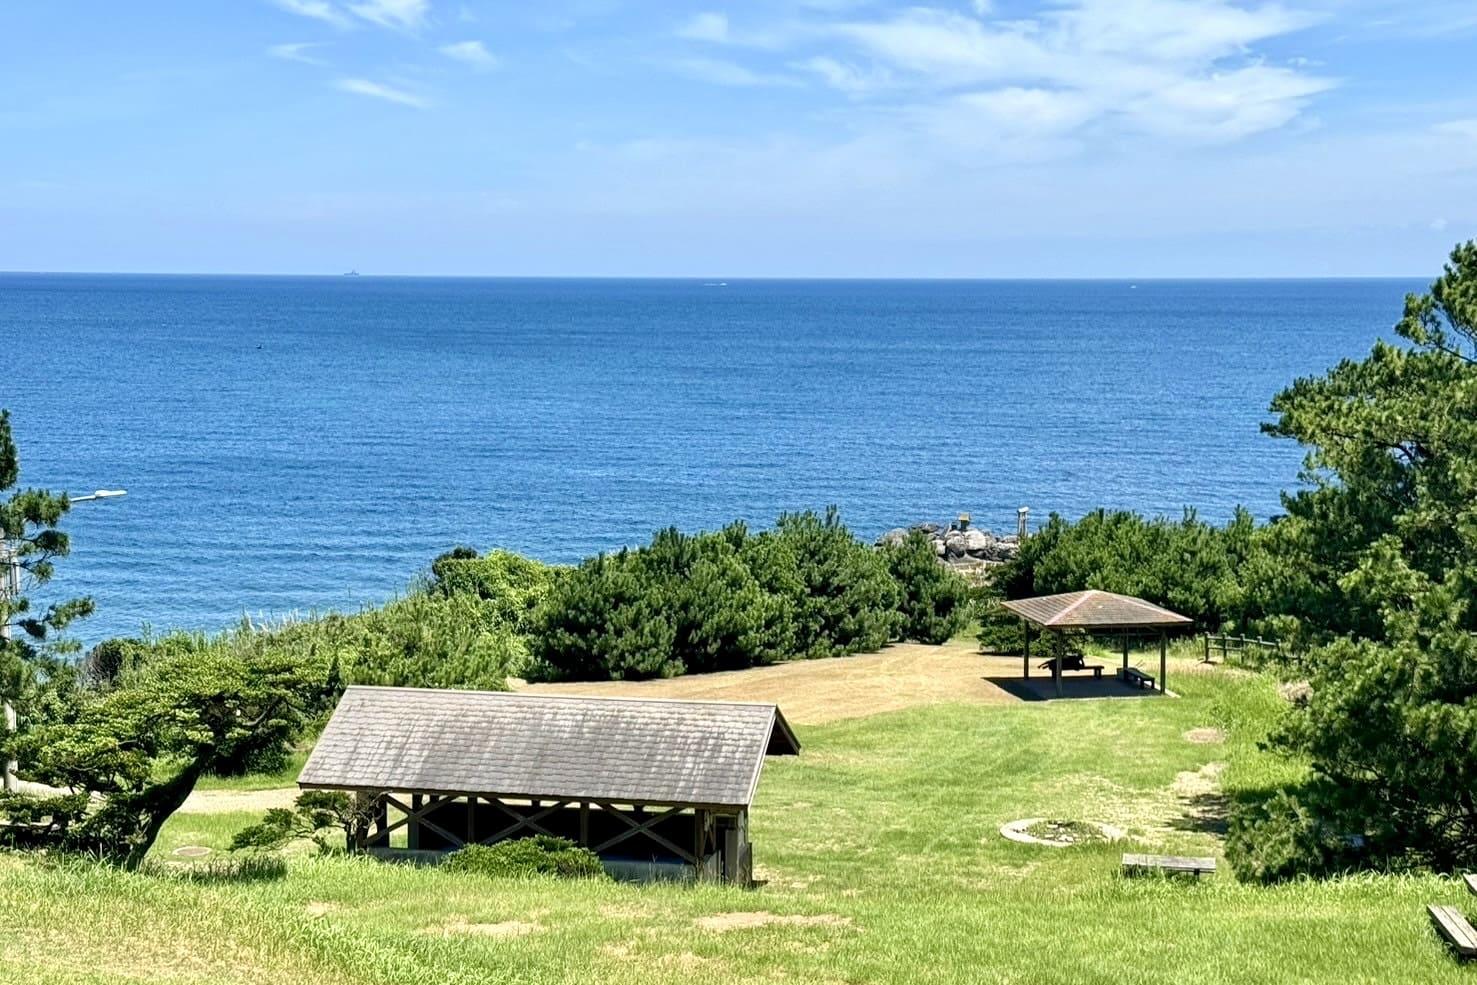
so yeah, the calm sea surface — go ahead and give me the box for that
[1,274,1418,644]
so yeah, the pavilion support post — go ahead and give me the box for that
[1022,619,1030,680]
[408,794,421,851]
[1053,631,1062,698]
[1122,633,1129,675]
[1159,631,1167,694]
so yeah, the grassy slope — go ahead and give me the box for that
[2,666,1471,985]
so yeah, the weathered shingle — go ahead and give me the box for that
[298,687,799,809]
[999,590,1193,630]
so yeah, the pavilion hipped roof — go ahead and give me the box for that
[999,590,1193,631]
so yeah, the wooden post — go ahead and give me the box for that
[1159,631,1167,694]
[579,801,590,846]
[408,793,421,850]
[694,809,705,880]
[1053,631,1062,698]
[1203,634,1210,664]
[1022,619,1030,680]
[1122,633,1130,675]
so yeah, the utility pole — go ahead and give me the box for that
[1,489,125,793]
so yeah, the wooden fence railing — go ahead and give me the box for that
[1202,633,1294,667]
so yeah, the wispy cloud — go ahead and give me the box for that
[268,0,352,29]
[669,57,799,88]
[333,77,429,108]
[676,12,730,43]
[347,0,430,32]
[268,41,331,66]
[440,40,498,71]
[678,1,1335,148]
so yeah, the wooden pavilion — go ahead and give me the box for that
[999,590,1193,697]
[297,686,799,884]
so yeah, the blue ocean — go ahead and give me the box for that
[1,274,1418,644]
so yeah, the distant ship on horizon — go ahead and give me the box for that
[343,269,361,277]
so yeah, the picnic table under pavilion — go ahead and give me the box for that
[999,590,1194,697]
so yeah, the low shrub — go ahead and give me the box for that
[441,836,607,879]
[1225,789,1366,884]
[881,530,972,644]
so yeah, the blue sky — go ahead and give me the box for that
[1,0,1475,276]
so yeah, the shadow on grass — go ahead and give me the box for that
[984,676,1168,702]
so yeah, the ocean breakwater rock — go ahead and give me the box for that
[876,521,1020,569]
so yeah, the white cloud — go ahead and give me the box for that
[269,0,352,28]
[1431,217,1450,231]
[794,56,891,94]
[669,57,798,88]
[347,0,430,32]
[1127,64,1332,141]
[677,12,730,43]
[798,2,1334,147]
[333,78,429,108]
[1435,118,1477,140]
[440,40,498,71]
[268,41,331,65]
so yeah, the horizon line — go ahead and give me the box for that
[0,269,1432,283]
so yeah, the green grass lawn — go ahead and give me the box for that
[2,664,1471,984]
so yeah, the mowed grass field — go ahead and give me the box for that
[2,648,1473,984]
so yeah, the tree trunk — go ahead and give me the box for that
[118,757,209,870]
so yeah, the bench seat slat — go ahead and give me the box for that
[1463,873,1477,897]
[1122,853,1216,876]
[1429,904,1477,958]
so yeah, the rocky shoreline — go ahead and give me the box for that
[877,515,1021,575]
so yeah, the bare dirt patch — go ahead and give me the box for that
[1183,727,1227,744]
[432,919,542,938]
[177,787,297,815]
[521,642,1018,724]
[171,845,213,858]
[1173,762,1226,798]
[693,912,853,932]
[1171,762,1230,836]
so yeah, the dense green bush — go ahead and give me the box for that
[882,530,972,644]
[1226,789,1366,884]
[992,507,1260,634]
[441,836,606,879]
[769,509,902,658]
[529,510,910,681]
[427,547,555,633]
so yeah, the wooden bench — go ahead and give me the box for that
[1122,667,1156,690]
[1121,853,1215,877]
[1464,873,1477,897]
[1038,658,1104,680]
[1429,904,1477,959]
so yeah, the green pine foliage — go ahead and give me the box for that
[441,836,607,879]
[529,509,920,681]
[882,530,972,644]
[1226,240,1477,880]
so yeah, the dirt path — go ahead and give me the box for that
[177,786,298,815]
[517,642,1021,724]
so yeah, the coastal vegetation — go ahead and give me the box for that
[0,243,1475,978]
[4,662,1476,985]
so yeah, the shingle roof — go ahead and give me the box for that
[298,686,799,809]
[999,590,1194,630]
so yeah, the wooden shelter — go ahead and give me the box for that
[298,686,799,884]
[999,590,1193,696]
